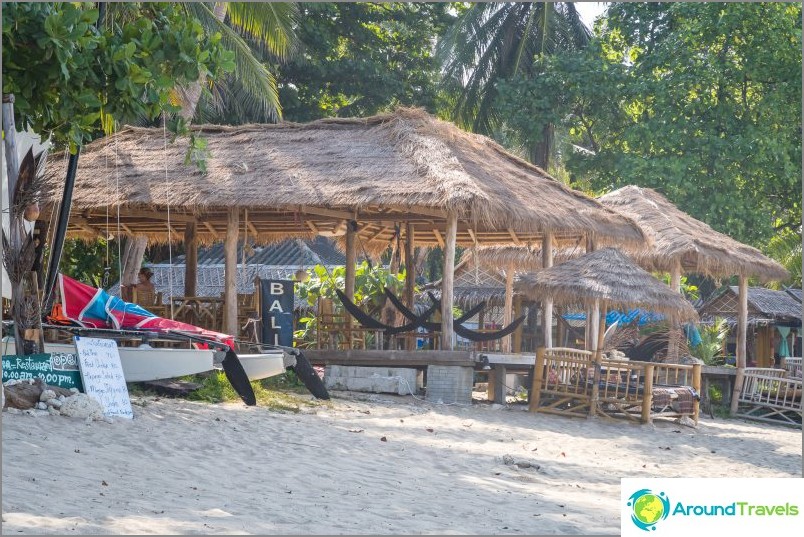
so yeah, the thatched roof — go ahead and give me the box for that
[598,186,788,282]
[698,286,802,326]
[421,264,507,308]
[515,248,699,323]
[459,244,583,272]
[45,108,646,251]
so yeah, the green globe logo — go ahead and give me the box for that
[627,489,670,531]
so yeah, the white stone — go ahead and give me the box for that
[40,390,57,403]
[36,402,48,410]
[60,394,105,421]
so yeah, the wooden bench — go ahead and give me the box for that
[528,347,701,424]
[734,367,802,427]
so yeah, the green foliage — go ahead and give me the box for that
[765,227,802,289]
[2,2,235,150]
[438,2,590,167]
[277,2,454,122]
[691,318,730,366]
[293,262,409,345]
[59,238,119,289]
[546,2,801,249]
[186,371,327,412]
[658,274,700,302]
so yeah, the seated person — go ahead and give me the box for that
[121,267,155,303]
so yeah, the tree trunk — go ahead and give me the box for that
[180,3,227,121]
[184,223,198,297]
[530,123,554,169]
[120,237,148,299]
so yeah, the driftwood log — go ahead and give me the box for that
[3,378,73,410]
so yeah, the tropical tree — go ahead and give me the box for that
[277,2,454,123]
[437,2,590,168]
[179,2,298,123]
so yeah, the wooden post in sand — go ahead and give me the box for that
[542,232,554,349]
[730,275,749,415]
[589,301,607,418]
[668,261,682,361]
[404,223,416,350]
[502,262,514,352]
[184,222,198,297]
[528,347,546,413]
[224,208,239,336]
[440,213,457,350]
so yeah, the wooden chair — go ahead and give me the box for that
[316,297,366,350]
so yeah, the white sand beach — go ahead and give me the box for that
[2,392,802,535]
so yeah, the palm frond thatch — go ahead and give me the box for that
[515,248,699,323]
[598,186,789,282]
[42,108,648,250]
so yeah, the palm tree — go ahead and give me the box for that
[438,2,590,168]
[181,2,298,123]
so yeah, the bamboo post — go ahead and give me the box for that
[529,347,546,412]
[224,208,239,336]
[692,363,702,424]
[584,235,596,349]
[589,302,607,418]
[502,262,514,352]
[440,213,457,350]
[730,275,749,414]
[512,295,523,353]
[642,364,655,424]
[345,222,356,300]
[183,222,198,297]
[542,232,554,348]
[668,261,682,360]
[404,223,415,350]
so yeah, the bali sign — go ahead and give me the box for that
[259,279,294,347]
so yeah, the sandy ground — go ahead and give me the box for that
[2,391,802,535]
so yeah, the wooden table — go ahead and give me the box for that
[170,296,224,331]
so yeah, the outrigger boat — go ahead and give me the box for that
[2,275,328,404]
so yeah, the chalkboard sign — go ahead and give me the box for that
[260,279,294,347]
[74,337,133,419]
[1,352,84,391]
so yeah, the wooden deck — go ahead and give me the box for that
[303,349,477,368]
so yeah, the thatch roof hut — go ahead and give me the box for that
[515,248,698,324]
[44,108,646,249]
[597,186,788,282]
[459,244,582,272]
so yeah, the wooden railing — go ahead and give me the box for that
[529,347,701,424]
[734,367,802,427]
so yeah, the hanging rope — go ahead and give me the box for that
[163,113,175,318]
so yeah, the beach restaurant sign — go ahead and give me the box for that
[260,279,294,347]
[1,352,84,391]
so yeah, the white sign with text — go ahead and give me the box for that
[74,336,133,419]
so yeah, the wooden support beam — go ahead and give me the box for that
[503,262,514,353]
[306,221,319,234]
[731,275,749,415]
[441,213,458,350]
[117,208,196,223]
[345,223,356,301]
[542,232,554,349]
[466,228,477,244]
[405,223,415,309]
[433,228,445,248]
[507,228,522,245]
[300,205,356,220]
[202,221,218,238]
[184,222,197,297]
[668,261,682,360]
[367,226,389,243]
[224,208,239,336]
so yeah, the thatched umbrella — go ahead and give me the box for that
[43,108,648,346]
[598,185,788,411]
[516,247,698,418]
[516,248,698,327]
[460,244,583,350]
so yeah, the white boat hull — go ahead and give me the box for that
[235,352,288,381]
[2,339,214,382]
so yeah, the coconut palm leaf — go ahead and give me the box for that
[438,2,590,142]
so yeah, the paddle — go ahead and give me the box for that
[221,349,256,406]
[287,350,330,400]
